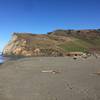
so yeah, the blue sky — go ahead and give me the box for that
[0,0,100,51]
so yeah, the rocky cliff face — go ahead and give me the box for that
[3,33,65,56]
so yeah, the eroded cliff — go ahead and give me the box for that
[3,33,65,56]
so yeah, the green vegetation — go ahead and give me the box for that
[59,44,86,52]
[58,38,94,52]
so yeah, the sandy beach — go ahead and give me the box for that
[0,56,100,100]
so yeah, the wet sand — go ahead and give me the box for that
[0,56,100,100]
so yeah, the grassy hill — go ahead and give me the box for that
[48,29,100,53]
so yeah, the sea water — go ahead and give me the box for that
[0,55,3,63]
[0,55,10,63]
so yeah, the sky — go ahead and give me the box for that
[0,0,100,51]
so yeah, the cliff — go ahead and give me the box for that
[3,33,65,56]
[3,29,100,56]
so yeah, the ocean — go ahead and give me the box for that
[0,55,10,63]
[0,55,26,64]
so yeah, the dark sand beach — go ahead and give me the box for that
[0,56,100,100]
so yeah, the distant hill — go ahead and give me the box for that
[3,29,100,56]
[48,29,100,53]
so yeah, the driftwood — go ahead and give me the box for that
[41,70,60,74]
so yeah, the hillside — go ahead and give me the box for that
[48,29,100,53]
[3,29,100,56]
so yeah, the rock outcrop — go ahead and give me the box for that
[3,29,100,56]
[3,33,64,56]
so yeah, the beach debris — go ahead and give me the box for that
[41,70,60,74]
[73,56,77,60]
[81,53,89,59]
[94,72,100,75]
